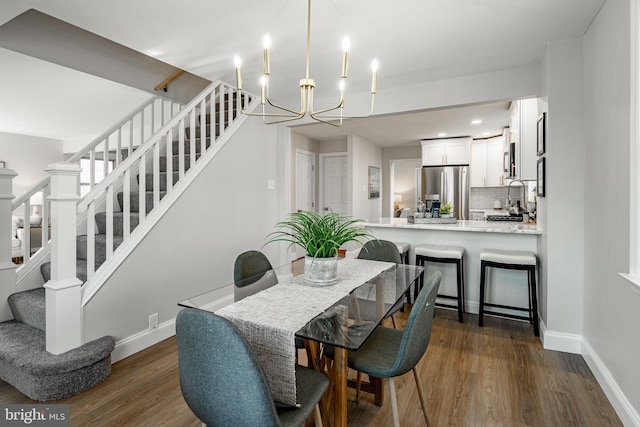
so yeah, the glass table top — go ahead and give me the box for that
[179,258,424,351]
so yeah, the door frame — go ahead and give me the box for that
[295,149,316,212]
[319,152,349,215]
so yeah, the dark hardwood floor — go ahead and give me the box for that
[0,308,622,426]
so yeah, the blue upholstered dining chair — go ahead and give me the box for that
[347,271,441,427]
[176,308,329,427]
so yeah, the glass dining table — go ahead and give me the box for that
[178,256,423,427]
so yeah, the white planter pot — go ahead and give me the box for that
[304,256,338,286]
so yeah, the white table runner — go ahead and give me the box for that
[216,257,394,406]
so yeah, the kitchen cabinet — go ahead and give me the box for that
[509,98,538,181]
[421,137,471,166]
[470,136,504,187]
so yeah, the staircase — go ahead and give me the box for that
[0,288,115,401]
[39,136,209,284]
[2,81,256,400]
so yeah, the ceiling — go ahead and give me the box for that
[0,0,606,147]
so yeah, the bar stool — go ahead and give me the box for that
[394,242,410,264]
[478,249,539,336]
[415,244,465,322]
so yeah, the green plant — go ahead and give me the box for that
[265,211,374,258]
[439,203,453,215]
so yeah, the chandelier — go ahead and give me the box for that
[233,0,378,126]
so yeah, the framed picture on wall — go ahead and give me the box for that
[368,166,380,199]
[537,112,546,155]
[537,158,545,197]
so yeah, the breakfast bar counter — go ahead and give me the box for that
[363,217,542,235]
[360,218,542,322]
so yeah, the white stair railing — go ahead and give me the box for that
[12,97,182,268]
[79,81,255,304]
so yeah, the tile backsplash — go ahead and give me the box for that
[470,183,536,210]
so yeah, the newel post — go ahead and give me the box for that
[0,168,18,322]
[44,163,83,355]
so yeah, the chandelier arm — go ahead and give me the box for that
[311,94,376,120]
[265,96,306,116]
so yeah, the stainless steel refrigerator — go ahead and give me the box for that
[419,165,469,220]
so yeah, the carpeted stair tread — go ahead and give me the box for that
[8,288,45,332]
[76,234,124,262]
[116,191,166,214]
[171,138,211,154]
[159,153,196,173]
[0,321,114,401]
[41,259,92,284]
[94,212,140,236]
[138,171,180,192]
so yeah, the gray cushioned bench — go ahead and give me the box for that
[0,321,115,401]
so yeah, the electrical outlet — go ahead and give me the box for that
[149,313,159,331]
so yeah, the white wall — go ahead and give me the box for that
[349,134,382,221]
[0,132,64,199]
[539,37,585,350]
[83,117,282,344]
[583,0,640,424]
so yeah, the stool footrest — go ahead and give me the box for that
[483,301,530,313]
[435,302,460,310]
[482,309,532,323]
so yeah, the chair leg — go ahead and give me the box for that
[391,314,398,329]
[355,371,362,402]
[412,367,430,426]
[388,377,400,427]
[313,404,323,427]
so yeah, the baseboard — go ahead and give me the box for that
[111,319,176,363]
[110,290,234,363]
[537,318,581,354]
[582,339,640,426]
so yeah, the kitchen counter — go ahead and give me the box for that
[360,217,541,323]
[363,217,542,235]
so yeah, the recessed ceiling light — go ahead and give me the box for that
[471,119,482,125]
[438,132,447,137]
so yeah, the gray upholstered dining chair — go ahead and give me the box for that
[346,271,441,427]
[233,250,275,300]
[357,239,405,326]
[357,239,402,264]
[176,308,329,427]
[233,250,306,353]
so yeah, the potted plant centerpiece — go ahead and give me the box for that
[266,211,374,285]
[439,202,454,218]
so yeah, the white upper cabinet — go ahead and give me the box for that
[421,138,471,166]
[509,98,538,181]
[470,135,505,187]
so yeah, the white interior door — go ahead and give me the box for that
[320,154,348,215]
[295,150,315,212]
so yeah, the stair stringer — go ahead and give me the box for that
[80,93,258,307]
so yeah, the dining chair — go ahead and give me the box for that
[233,250,275,300]
[357,239,405,326]
[176,308,329,427]
[357,239,402,264]
[347,271,441,427]
[234,250,307,355]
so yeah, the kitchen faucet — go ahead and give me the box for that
[507,179,527,212]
